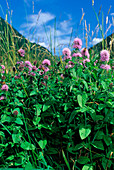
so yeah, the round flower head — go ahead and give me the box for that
[62,48,71,56]
[1,84,9,91]
[72,53,82,57]
[32,66,38,71]
[81,48,90,58]
[0,96,6,100]
[42,59,51,66]
[100,64,111,71]
[73,38,82,49]
[100,50,110,61]
[18,48,25,57]
[25,61,32,67]
[0,65,5,69]
[83,58,90,64]
[63,55,72,61]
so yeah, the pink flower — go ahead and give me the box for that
[0,65,5,69]
[94,60,98,66]
[16,61,23,64]
[32,66,38,71]
[72,53,82,57]
[63,56,72,61]
[61,74,64,79]
[0,96,6,100]
[78,62,83,65]
[100,64,111,71]
[25,61,32,67]
[62,48,71,56]
[44,75,48,80]
[83,59,90,64]
[39,71,45,75]
[1,84,9,91]
[68,61,75,68]
[112,66,114,70]
[30,72,36,76]
[18,48,25,57]
[14,75,21,79]
[81,48,90,58]
[73,38,82,49]
[44,67,49,72]
[65,65,69,69]
[42,59,51,66]
[100,50,110,61]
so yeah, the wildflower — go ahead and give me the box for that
[61,74,64,79]
[81,48,90,58]
[73,38,82,49]
[65,65,69,69]
[0,96,6,100]
[42,59,51,66]
[68,61,75,68]
[94,60,98,66]
[43,67,49,72]
[0,65,5,69]
[19,64,25,71]
[100,64,111,71]
[14,75,21,79]
[41,82,47,86]
[30,72,36,76]
[112,66,114,70]
[62,48,71,56]
[32,66,38,71]
[18,48,25,57]
[39,71,44,75]
[1,84,9,91]
[44,75,48,80]
[25,61,32,67]
[16,61,23,64]
[13,110,18,115]
[100,50,110,61]
[83,59,90,64]
[72,53,82,57]
[63,55,72,61]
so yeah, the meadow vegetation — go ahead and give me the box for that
[0,4,114,170]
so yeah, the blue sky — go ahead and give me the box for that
[0,0,114,54]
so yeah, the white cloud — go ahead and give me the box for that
[19,12,75,54]
[110,13,114,16]
[91,38,103,46]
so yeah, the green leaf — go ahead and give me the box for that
[82,164,93,170]
[21,141,35,150]
[102,157,112,170]
[30,90,37,96]
[6,155,14,161]
[43,104,51,112]
[95,115,104,121]
[101,81,107,89]
[77,156,90,164]
[82,80,88,91]
[12,134,21,143]
[25,162,33,170]
[77,95,83,107]
[96,131,104,140]
[69,110,78,123]
[92,141,104,150]
[74,142,85,151]
[79,125,91,140]
[47,148,58,154]
[104,136,112,146]
[33,116,41,125]
[1,114,11,123]
[38,140,47,150]
[15,118,23,125]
